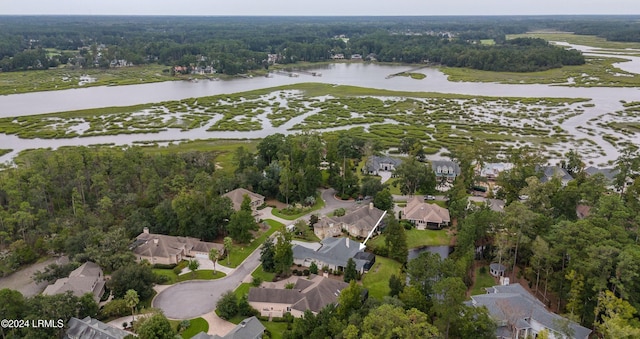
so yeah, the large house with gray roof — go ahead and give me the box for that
[43,261,105,303]
[131,227,224,266]
[314,203,386,239]
[248,275,350,318]
[363,156,403,175]
[66,316,130,339]
[430,160,460,183]
[293,237,375,274]
[537,166,573,187]
[468,283,591,339]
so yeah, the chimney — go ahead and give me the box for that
[345,237,349,248]
[143,227,149,234]
[369,202,373,210]
[153,238,159,245]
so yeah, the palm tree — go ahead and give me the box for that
[209,248,219,274]
[223,237,233,265]
[124,289,139,323]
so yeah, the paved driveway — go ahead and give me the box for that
[152,244,262,319]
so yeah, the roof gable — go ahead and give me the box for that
[223,188,265,211]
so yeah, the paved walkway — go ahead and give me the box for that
[179,258,234,275]
[202,311,236,337]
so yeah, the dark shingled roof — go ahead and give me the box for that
[248,275,349,313]
[212,316,265,339]
[293,237,371,271]
[470,284,591,339]
[66,317,130,339]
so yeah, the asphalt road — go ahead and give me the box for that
[153,189,355,319]
[152,243,262,319]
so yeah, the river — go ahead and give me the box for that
[1,43,639,164]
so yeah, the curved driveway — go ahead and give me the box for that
[152,244,262,319]
[153,189,355,320]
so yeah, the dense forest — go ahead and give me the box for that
[0,15,611,74]
[1,133,640,337]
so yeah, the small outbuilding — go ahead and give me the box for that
[489,263,506,277]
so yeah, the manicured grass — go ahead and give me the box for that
[262,321,289,339]
[252,265,276,282]
[180,317,209,339]
[470,265,497,296]
[271,193,325,220]
[152,269,226,284]
[226,219,285,268]
[362,256,403,299]
[367,228,451,250]
[480,39,496,45]
[234,283,252,299]
[0,149,12,157]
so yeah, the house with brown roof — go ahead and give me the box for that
[223,188,265,219]
[248,275,350,318]
[42,261,105,303]
[131,227,224,266]
[402,196,450,229]
[314,203,386,239]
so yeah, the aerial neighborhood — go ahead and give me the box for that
[1,13,640,339]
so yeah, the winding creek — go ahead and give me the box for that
[1,43,639,164]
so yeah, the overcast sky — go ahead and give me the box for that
[2,0,639,16]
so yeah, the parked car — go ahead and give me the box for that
[425,195,436,200]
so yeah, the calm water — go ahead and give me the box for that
[1,45,640,164]
[408,245,452,261]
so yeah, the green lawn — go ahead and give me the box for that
[470,265,497,296]
[362,256,403,299]
[262,321,289,339]
[271,193,325,220]
[226,219,285,268]
[152,269,226,284]
[180,317,209,339]
[234,283,252,299]
[367,228,451,250]
[251,265,276,282]
[168,317,209,339]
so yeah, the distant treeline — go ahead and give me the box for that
[2,16,638,74]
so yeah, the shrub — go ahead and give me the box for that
[252,277,263,287]
[285,282,295,289]
[292,269,298,275]
[295,270,302,276]
[334,208,346,217]
[309,262,318,275]
[303,269,310,276]
[479,266,487,274]
[152,263,177,270]
[216,291,238,320]
[98,299,129,319]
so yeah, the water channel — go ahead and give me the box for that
[0,43,639,164]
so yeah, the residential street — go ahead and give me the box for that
[151,188,355,320]
[152,242,262,319]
